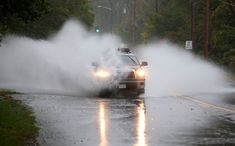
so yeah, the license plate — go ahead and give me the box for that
[118,84,126,89]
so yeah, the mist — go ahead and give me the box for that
[137,42,228,96]
[0,20,122,95]
[0,19,229,96]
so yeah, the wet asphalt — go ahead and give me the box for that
[15,92,235,146]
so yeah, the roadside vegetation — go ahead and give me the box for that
[0,0,94,39]
[140,0,235,71]
[0,90,39,146]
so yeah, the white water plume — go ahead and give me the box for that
[137,41,228,97]
[0,19,229,96]
[0,20,122,95]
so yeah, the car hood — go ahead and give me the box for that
[115,65,140,72]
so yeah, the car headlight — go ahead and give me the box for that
[136,68,145,78]
[94,69,111,78]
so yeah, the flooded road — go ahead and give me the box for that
[16,93,235,146]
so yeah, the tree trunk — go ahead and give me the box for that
[155,0,159,13]
[227,0,235,17]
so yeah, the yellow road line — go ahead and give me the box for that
[178,95,235,113]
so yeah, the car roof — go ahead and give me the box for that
[118,52,136,56]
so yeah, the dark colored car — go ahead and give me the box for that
[92,48,148,94]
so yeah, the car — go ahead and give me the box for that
[92,48,148,95]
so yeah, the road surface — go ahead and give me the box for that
[15,92,235,146]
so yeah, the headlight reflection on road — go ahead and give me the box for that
[99,102,108,146]
[135,100,148,146]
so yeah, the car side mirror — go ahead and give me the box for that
[141,61,148,66]
[92,62,98,67]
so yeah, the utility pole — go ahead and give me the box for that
[203,0,209,59]
[191,0,196,51]
[155,0,159,13]
[131,0,136,46]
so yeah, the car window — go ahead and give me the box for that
[120,55,140,66]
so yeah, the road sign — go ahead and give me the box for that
[185,41,192,50]
[123,8,127,14]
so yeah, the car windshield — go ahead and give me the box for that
[120,55,139,66]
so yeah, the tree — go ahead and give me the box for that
[140,0,235,71]
[0,0,48,34]
[20,0,94,39]
[210,2,235,69]
[141,0,191,45]
[0,0,94,39]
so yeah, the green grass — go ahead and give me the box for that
[0,90,39,146]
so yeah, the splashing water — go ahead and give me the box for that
[137,42,228,96]
[0,20,122,95]
[0,20,229,96]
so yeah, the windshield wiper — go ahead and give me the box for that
[127,56,137,65]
